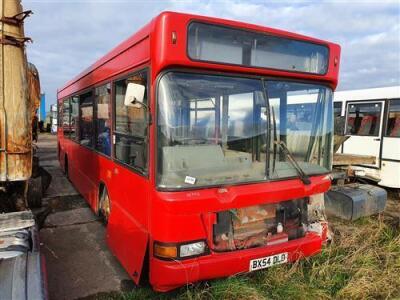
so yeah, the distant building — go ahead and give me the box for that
[50,104,58,134]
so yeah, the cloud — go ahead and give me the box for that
[22,0,400,109]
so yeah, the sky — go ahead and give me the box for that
[23,0,400,110]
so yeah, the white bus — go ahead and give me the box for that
[334,86,400,189]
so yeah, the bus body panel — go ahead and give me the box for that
[106,163,150,283]
[382,137,400,161]
[57,11,341,290]
[151,175,330,218]
[381,136,400,189]
[380,160,400,188]
[60,138,100,209]
[149,175,330,242]
[60,135,151,284]
[150,232,322,292]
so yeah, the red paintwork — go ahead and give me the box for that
[57,11,340,291]
[151,233,322,292]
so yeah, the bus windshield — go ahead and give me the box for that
[157,72,333,189]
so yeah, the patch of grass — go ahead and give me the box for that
[100,215,400,300]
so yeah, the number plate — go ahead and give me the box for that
[249,252,288,272]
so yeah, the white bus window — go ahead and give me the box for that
[334,102,342,117]
[346,103,382,136]
[387,99,400,137]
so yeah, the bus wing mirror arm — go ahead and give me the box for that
[124,82,152,125]
[124,83,146,108]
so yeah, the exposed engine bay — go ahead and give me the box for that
[212,197,326,252]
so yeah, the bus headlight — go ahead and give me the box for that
[154,240,207,259]
[180,241,206,258]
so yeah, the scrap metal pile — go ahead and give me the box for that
[0,211,47,299]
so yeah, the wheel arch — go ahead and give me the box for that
[97,180,108,214]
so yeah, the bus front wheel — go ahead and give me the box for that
[99,186,111,225]
[64,155,69,178]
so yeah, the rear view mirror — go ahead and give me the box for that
[124,83,145,108]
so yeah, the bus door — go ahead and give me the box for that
[380,99,400,188]
[342,100,385,168]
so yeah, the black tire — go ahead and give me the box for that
[64,156,69,178]
[27,176,42,208]
[32,156,40,178]
[98,186,111,225]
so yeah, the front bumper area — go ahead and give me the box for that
[150,232,322,292]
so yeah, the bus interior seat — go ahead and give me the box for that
[129,141,145,169]
[390,116,400,137]
[116,137,130,163]
[346,116,355,131]
[357,115,376,135]
[286,130,310,156]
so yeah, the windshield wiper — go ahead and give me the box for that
[262,80,311,185]
[268,94,311,185]
[275,140,311,185]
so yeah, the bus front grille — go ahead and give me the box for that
[212,198,308,252]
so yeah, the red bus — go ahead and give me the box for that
[58,11,341,292]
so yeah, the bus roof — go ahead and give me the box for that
[58,11,341,96]
[334,85,400,102]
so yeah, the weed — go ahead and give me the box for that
[105,215,399,300]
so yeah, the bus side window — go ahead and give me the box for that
[346,103,382,136]
[79,91,94,147]
[387,99,400,137]
[114,70,148,173]
[95,84,111,156]
[63,98,71,137]
[58,101,63,133]
[70,96,80,141]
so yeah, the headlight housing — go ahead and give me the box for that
[180,241,206,258]
[154,240,208,260]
